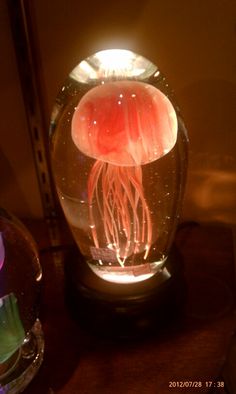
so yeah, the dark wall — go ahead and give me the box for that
[1,0,235,223]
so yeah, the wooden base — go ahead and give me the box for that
[64,245,187,338]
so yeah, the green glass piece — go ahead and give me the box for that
[0,293,25,363]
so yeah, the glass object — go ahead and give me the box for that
[0,208,44,393]
[50,49,188,284]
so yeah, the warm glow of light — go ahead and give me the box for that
[95,49,136,73]
[79,60,97,79]
[88,260,167,284]
[97,272,153,284]
[154,70,160,77]
[88,264,154,283]
[70,49,157,83]
[36,268,43,282]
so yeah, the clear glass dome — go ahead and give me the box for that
[0,208,44,393]
[50,49,188,284]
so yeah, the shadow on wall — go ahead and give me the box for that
[180,79,236,225]
[0,149,31,217]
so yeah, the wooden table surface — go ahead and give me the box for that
[23,221,236,394]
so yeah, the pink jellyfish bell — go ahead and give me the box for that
[71,81,178,266]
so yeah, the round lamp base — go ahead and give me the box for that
[65,246,186,339]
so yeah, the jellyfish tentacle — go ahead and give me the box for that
[104,164,134,264]
[88,160,104,248]
[133,166,143,252]
[101,164,125,265]
[135,188,151,257]
[132,166,145,246]
[88,160,152,266]
[109,166,121,232]
[133,165,146,245]
[95,165,104,221]
[110,167,130,266]
[125,167,139,254]
[128,169,152,258]
[134,166,146,243]
[101,163,115,248]
[117,167,141,248]
[110,166,131,259]
[116,167,132,259]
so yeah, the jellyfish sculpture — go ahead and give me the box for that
[71,81,177,266]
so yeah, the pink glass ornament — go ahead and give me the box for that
[71,81,177,265]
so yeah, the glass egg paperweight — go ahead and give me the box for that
[50,49,188,288]
[0,208,44,393]
[50,49,188,338]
